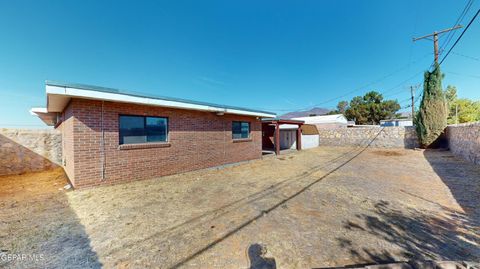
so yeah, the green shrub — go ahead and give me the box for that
[416,63,448,148]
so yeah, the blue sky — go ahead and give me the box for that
[0,0,479,127]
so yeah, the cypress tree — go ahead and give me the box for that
[416,63,448,147]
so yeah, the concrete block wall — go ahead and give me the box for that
[446,122,480,165]
[318,126,419,149]
[0,128,61,176]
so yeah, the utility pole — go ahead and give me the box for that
[413,25,463,63]
[455,104,459,124]
[410,86,415,119]
[409,84,420,119]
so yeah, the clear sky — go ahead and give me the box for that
[0,0,479,128]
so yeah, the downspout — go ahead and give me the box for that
[101,101,106,180]
[223,117,226,160]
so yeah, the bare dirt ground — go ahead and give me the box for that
[0,147,479,268]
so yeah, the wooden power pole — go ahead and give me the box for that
[411,86,415,118]
[413,25,463,63]
[409,84,421,119]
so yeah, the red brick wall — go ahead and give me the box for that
[58,102,75,182]
[60,99,262,188]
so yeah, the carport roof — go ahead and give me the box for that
[262,119,304,125]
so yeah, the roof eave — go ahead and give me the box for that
[45,84,276,118]
[30,108,57,126]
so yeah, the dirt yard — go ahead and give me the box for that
[1,147,479,268]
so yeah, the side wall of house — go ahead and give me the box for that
[68,99,262,188]
[57,102,75,181]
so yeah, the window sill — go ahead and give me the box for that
[232,138,253,143]
[119,142,171,150]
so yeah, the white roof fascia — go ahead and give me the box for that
[279,124,299,129]
[46,85,275,118]
[30,107,48,115]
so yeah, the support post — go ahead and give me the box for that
[296,126,302,150]
[455,104,458,124]
[275,122,280,155]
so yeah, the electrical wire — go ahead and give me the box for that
[451,51,480,61]
[439,8,480,66]
[439,0,474,54]
[255,52,433,113]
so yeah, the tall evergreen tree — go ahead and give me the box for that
[416,63,448,147]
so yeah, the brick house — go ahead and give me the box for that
[31,81,275,188]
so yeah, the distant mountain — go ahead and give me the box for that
[280,107,330,119]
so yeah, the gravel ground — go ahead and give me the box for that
[0,146,479,268]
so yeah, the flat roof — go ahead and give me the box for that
[262,119,305,125]
[380,119,413,122]
[292,114,348,124]
[31,81,276,125]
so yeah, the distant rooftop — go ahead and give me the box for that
[292,114,348,124]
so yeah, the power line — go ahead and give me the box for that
[439,0,475,54]
[451,51,480,61]
[267,53,432,113]
[252,7,479,114]
[439,7,480,65]
[446,71,480,79]
[384,87,410,98]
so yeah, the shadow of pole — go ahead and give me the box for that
[165,128,386,268]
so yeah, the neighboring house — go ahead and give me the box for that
[31,81,275,188]
[380,119,413,127]
[292,114,348,129]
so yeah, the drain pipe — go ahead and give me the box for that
[101,101,106,180]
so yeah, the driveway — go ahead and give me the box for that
[1,147,479,268]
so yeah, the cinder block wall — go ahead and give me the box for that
[446,122,480,165]
[0,128,61,176]
[58,99,263,188]
[317,127,419,149]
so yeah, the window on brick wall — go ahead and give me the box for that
[119,115,168,144]
[232,121,250,139]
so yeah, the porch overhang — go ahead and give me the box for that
[262,119,304,155]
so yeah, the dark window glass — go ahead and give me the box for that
[232,121,250,139]
[119,115,168,144]
[146,117,168,142]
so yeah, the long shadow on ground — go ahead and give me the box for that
[336,150,480,264]
[423,149,480,224]
[0,169,101,269]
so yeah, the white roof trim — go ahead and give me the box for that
[45,85,276,118]
[30,107,57,126]
[30,107,48,115]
